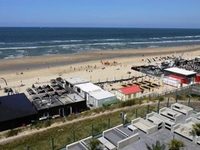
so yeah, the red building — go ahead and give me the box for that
[164,67,197,85]
[116,85,142,101]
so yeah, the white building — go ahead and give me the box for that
[88,89,117,107]
[75,82,117,107]
[75,82,101,100]
[65,77,89,89]
[159,107,184,123]
[132,117,157,134]
[146,112,164,130]
[164,67,197,85]
[146,112,176,130]
[163,76,181,88]
[102,124,140,149]
[171,103,193,116]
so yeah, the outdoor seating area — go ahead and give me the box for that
[114,76,161,101]
[140,56,200,75]
[174,57,200,73]
[131,65,163,77]
[132,79,160,92]
[131,56,200,91]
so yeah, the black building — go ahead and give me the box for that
[0,93,37,131]
[32,93,87,120]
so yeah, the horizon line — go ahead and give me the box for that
[0,26,200,30]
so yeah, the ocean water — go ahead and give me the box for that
[0,27,200,59]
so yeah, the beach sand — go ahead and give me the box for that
[0,45,200,96]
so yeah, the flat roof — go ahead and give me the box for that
[98,137,115,150]
[117,125,136,136]
[66,93,85,102]
[104,129,127,146]
[147,115,163,125]
[32,97,63,111]
[66,142,87,150]
[65,77,89,85]
[147,112,175,126]
[89,90,116,100]
[159,107,183,121]
[171,103,193,114]
[75,82,101,93]
[124,128,200,150]
[0,93,37,122]
[164,67,197,76]
[119,85,142,95]
[58,93,85,105]
[132,117,157,134]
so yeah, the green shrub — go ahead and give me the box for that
[159,97,164,102]
[44,119,51,127]
[6,129,21,137]
[121,99,136,107]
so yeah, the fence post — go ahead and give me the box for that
[73,126,75,142]
[157,100,160,113]
[175,90,178,103]
[135,108,138,118]
[91,124,94,137]
[167,97,170,107]
[147,105,150,115]
[51,137,54,150]
[148,94,151,102]
[26,146,30,150]
[108,118,111,129]
[188,95,191,106]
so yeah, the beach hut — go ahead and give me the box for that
[115,85,142,101]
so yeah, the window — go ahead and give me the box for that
[174,106,180,109]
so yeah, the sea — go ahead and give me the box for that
[0,27,200,59]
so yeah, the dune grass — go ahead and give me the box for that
[0,101,156,150]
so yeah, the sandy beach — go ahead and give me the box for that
[0,45,200,96]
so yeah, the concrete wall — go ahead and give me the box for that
[118,133,140,149]
[132,118,157,134]
[159,107,184,123]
